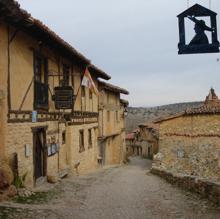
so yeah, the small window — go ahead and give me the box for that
[88,129,92,148]
[62,131,66,144]
[107,111,110,122]
[79,130,85,152]
[33,53,48,110]
[34,53,48,84]
[82,87,85,97]
[89,90,92,99]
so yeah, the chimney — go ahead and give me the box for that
[204,88,220,106]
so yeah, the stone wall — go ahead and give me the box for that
[5,121,68,187]
[99,90,121,137]
[104,135,123,165]
[98,88,127,166]
[67,123,99,175]
[151,167,220,205]
[139,127,158,158]
[155,115,220,182]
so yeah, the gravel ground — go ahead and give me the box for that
[0,156,220,219]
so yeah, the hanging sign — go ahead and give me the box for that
[53,86,75,110]
[177,4,219,54]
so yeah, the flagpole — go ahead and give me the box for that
[72,66,87,113]
[73,65,90,114]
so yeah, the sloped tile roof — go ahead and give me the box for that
[155,88,220,123]
[98,80,129,95]
[0,0,111,80]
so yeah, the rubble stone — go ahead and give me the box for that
[47,175,59,184]
[151,167,220,205]
[0,162,14,188]
[5,185,17,197]
[17,188,35,197]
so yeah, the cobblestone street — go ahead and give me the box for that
[1,156,220,219]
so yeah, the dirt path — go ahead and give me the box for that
[1,156,220,219]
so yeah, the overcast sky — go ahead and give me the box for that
[17,0,220,107]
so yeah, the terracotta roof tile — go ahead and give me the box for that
[120,99,129,106]
[98,80,129,95]
[0,0,90,64]
[155,88,220,123]
[126,133,135,140]
[88,64,111,80]
[185,105,220,114]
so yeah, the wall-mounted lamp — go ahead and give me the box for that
[124,108,128,117]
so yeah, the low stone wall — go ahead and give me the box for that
[151,167,220,205]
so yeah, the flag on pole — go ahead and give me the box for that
[82,68,99,96]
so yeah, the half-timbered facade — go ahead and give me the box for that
[0,0,114,187]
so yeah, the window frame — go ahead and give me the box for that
[33,52,49,110]
[62,131,66,145]
[89,89,93,99]
[88,129,92,148]
[79,130,85,153]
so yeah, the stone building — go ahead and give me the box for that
[125,132,135,157]
[153,88,220,182]
[98,81,129,165]
[126,129,142,157]
[138,123,159,159]
[0,0,128,188]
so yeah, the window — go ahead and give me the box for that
[79,130,85,152]
[107,111,110,122]
[34,53,48,110]
[82,86,85,97]
[88,129,92,148]
[34,53,48,84]
[34,56,42,82]
[62,131,66,144]
[62,64,70,86]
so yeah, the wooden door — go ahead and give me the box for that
[33,128,46,180]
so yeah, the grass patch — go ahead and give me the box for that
[0,206,16,219]
[12,187,61,205]
[0,206,32,219]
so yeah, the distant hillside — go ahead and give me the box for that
[126,101,203,132]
